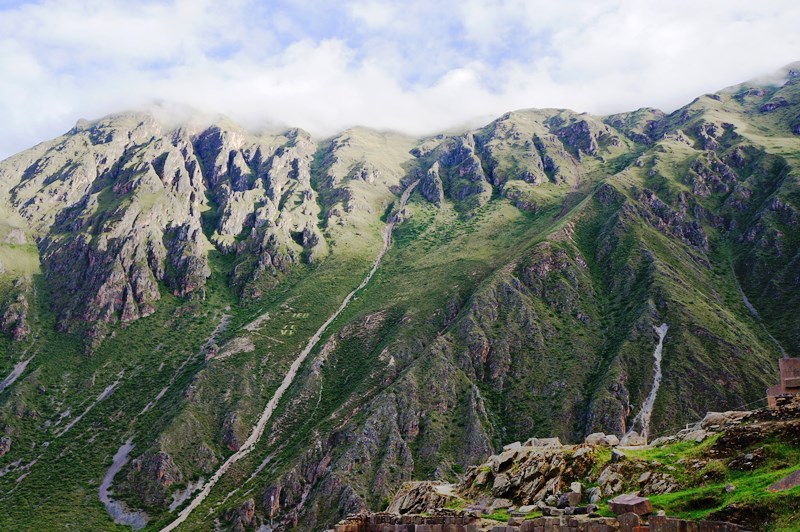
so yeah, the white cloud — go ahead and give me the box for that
[0,0,798,159]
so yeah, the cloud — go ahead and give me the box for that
[0,0,798,159]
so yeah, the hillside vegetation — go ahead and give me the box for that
[0,64,799,530]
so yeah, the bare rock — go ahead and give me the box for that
[585,432,619,447]
[0,436,10,457]
[386,481,453,514]
[608,494,653,516]
[620,431,646,446]
[127,451,183,507]
[525,437,562,448]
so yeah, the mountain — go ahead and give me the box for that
[0,63,799,531]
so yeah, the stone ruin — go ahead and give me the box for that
[767,357,800,408]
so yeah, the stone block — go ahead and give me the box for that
[558,491,582,508]
[617,512,641,530]
[608,494,653,516]
[767,468,800,491]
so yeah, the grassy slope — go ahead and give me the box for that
[0,77,798,530]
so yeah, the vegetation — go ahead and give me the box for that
[0,69,798,531]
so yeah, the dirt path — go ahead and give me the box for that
[160,180,419,531]
[626,323,668,441]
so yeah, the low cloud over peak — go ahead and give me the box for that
[0,0,798,159]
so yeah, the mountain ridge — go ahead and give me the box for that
[0,64,798,530]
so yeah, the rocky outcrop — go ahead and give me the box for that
[386,482,454,514]
[634,189,708,249]
[433,134,493,209]
[419,163,445,206]
[127,452,183,507]
[0,436,10,457]
[222,499,258,532]
[0,293,30,341]
[460,443,600,504]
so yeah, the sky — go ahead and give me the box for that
[0,0,798,159]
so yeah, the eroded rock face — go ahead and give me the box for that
[0,293,30,341]
[635,189,708,250]
[0,436,10,457]
[385,481,453,514]
[0,113,333,335]
[222,499,259,532]
[127,451,183,507]
[460,444,598,504]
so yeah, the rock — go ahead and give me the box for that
[681,429,710,443]
[586,487,601,504]
[557,491,581,508]
[573,446,592,459]
[502,441,522,451]
[608,494,653,516]
[767,469,800,492]
[545,495,558,507]
[650,436,676,447]
[536,500,549,511]
[585,432,619,447]
[492,473,511,495]
[617,512,642,528]
[491,449,518,473]
[490,498,513,511]
[516,505,536,514]
[0,436,10,457]
[638,471,651,484]
[570,481,582,494]
[3,228,26,245]
[620,431,646,446]
[221,412,245,451]
[542,506,563,516]
[700,411,751,430]
[127,451,183,506]
[597,466,624,495]
[473,469,490,487]
[611,448,626,463]
[387,482,454,514]
[603,474,623,496]
[724,483,737,493]
[525,437,562,448]
[0,293,31,341]
[639,472,678,495]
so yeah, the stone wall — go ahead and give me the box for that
[330,513,746,532]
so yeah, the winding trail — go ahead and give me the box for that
[626,323,669,441]
[160,180,419,531]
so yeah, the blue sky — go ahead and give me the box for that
[0,0,798,159]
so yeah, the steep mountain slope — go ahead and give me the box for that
[0,65,798,531]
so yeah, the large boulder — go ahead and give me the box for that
[584,432,620,447]
[386,482,454,514]
[608,494,653,516]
